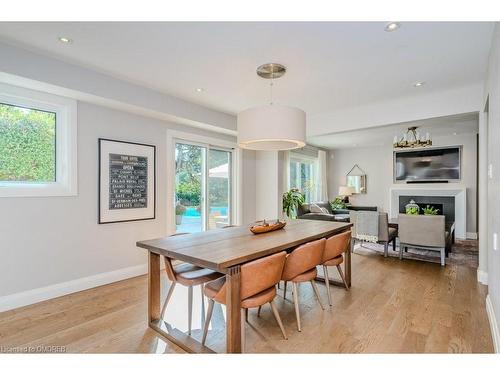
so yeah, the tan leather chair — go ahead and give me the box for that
[161,232,223,335]
[398,214,447,266]
[322,231,351,306]
[201,251,288,347]
[281,238,326,332]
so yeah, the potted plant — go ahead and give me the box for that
[175,203,186,225]
[282,188,305,219]
[423,205,439,215]
[330,197,347,211]
[405,200,420,215]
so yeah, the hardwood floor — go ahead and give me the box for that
[0,247,493,353]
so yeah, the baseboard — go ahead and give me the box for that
[477,269,489,285]
[466,232,478,240]
[0,263,148,313]
[486,294,500,353]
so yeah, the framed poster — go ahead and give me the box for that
[98,138,156,224]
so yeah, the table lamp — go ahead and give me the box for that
[338,186,355,203]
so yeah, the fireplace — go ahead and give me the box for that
[390,187,466,239]
[398,196,455,223]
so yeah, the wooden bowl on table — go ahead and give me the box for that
[250,220,287,234]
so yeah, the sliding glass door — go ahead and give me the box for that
[208,148,231,230]
[174,141,232,233]
[175,142,206,233]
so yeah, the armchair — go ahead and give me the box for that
[398,214,446,266]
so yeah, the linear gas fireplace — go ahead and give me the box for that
[390,187,466,239]
[398,196,455,223]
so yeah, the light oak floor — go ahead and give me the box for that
[0,246,493,353]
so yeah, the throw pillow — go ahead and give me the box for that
[309,203,324,213]
[320,207,330,214]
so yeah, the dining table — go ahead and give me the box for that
[136,219,353,354]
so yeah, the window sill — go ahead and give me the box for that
[0,182,77,198]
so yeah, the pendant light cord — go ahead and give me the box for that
[270,79,274,105]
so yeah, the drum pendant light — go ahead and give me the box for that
[237,63,306,151]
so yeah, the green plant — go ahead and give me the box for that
[423,205,439,215]
[282,188,305,219]
[0,103,56,182]
[175,203,186,216]
[405,206,419,215]
[330,197,347,210]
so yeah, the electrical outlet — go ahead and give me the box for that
[488,164,493,179]
[494,233,498,251]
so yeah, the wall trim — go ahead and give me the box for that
[477,269,489,285]
[0,263,148,313]
[486,294,500,353]
[466,232,478,239]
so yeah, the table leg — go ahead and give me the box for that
[147,251,214,353]
[148,252,161,323]
[226,265,242,353]
[345,237,352,288]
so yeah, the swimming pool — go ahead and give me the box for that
[184,206,228,217]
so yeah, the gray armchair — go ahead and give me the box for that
[350,211,397,257]
[398,214,446,266]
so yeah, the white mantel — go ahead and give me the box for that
[389,187,467,239]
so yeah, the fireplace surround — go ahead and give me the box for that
[390,187,466,239]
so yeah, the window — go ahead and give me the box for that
[0,83,77,197]
[289,152,318,203]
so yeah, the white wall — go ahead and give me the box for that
[483,23,500,351]
[241,149,257,224]
[0,101,243,309]
[327,133,478,234]
[255,151,280,220]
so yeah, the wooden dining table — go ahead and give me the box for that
[136,219,353,354]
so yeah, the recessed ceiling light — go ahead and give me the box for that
[385,22,401,32]
[58,36,72,44]
[453,132,458,136]
[195,88,204,93]
[413,81,426,87]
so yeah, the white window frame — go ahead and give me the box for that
[289,152,319,203]
[166,130,241,235]
[0,83,77,197]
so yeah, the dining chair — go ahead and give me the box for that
[161,232,224,335]
[398,214,447,266]
[350,211,397,257]
[201,251,288,348]
[281,238,326,332]
[321,231,351,306]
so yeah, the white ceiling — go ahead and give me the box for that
[307,112,479,149]
[0,22,493,133]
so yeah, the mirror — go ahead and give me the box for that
[346,164,367,194]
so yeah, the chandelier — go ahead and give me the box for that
[393,126,432,149]
[237,63,306,151]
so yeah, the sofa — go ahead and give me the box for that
[297,202,377,222]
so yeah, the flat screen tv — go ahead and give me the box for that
[394,146,461,182]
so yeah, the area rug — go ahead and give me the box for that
[354,239,478,268]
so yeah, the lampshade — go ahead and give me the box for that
[237,104,306,150]
[338,186,354,196]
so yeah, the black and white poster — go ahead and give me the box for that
[99,139,155,224]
